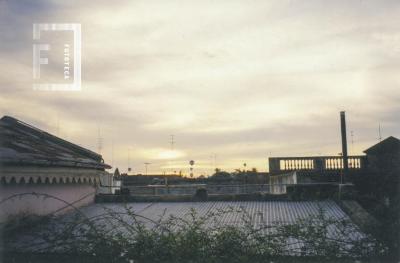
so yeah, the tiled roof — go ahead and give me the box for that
[0,116,110,169]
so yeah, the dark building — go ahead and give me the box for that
[364,136,400,173]
[268,136,400,185]
[362,136,400,204]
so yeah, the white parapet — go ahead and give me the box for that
[0,166,103,222]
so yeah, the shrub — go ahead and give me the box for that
[193,188,208,201]
[3,205,387,263]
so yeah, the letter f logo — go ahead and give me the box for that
[33,24,50,79]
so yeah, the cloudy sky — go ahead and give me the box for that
[0,0,399,175]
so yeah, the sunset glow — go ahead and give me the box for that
[0,0,399,175]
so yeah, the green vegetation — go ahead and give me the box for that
[4,206,387,263]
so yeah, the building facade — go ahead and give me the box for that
[0,116,111,222]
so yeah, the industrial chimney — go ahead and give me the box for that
[340,111,349,182]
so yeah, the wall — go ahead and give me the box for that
[98,172,121,194]
[0,166,104,222]
[269,171,297,194]
[0,184,96,222]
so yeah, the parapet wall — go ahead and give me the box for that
[0,166,104,222]
[0,184,96,222]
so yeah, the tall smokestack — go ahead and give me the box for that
[340,111,348,182]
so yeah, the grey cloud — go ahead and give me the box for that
[1,0,400,173]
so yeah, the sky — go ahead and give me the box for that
[0,0,399,176]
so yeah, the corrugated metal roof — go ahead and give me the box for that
[9,201,367,255]
[87,201,365,255]
[82,201,350,227]
[0,116,110,169]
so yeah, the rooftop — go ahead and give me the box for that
[82,200,351,227]
[364,136,400,155]
[7,200,367,256]
[0,116,111,170]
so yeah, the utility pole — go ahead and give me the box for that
[169,135,175,175]
[243,162,248,192]
[144,162,151,176]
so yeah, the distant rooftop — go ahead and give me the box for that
[0,116,111,170]
[364,136,400,155]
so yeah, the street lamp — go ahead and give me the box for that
[189,160,195,178]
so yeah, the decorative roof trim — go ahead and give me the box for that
[1,174,98,185]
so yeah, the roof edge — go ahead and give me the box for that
[0,115,110,168]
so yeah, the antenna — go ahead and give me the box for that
[210,153,217,175]
[378,123,382,142]
[170,134,175,151]
[111,141,114,167]
[144,162,151,175]
[56,113,60,136]
[169,135,175,176]
[97,126,103,154]
[127,147,132,174]
[350,130,354,154]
